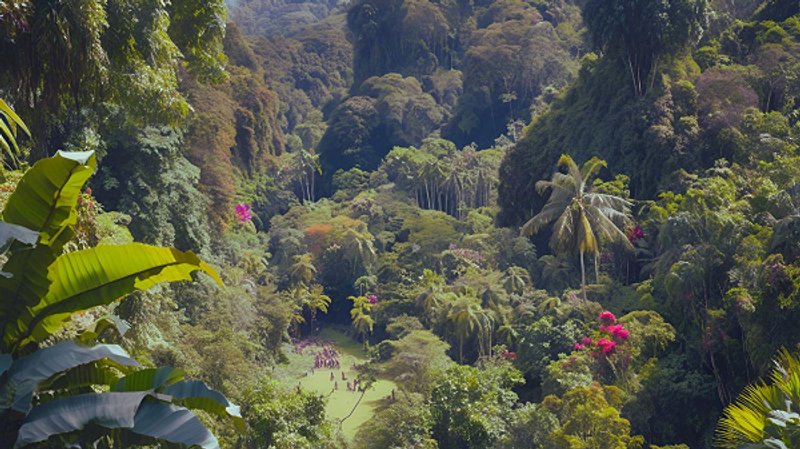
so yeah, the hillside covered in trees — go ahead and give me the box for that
[1,0,800,448]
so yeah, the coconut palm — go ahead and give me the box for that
[522,155,632,300]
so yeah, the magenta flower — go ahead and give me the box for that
[580,337,593,346]
[574,343,584,350]
[368,294,377,304]
[596,338,616,354]
[627,224,645,244]
[235,203,252,223]
[598,311,616,324]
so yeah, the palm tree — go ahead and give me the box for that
[447,294,483,363]
[343,228,376,275]
[522,155,632,300]
[348,295,375,346]
[354,275,377,296]
[717,349,800,448]
[305,284,332,328]
[288,253,316,287]
[502,266,530,295]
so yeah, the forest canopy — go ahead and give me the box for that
[2,0,800,448]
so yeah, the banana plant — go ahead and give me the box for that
[0,150,241,448]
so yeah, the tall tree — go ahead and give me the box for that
[447,294,483,363]
[582,0,706,96]
[522,155,632,300]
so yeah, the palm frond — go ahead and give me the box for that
[580,157,607,184]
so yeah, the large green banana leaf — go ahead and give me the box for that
[0,151,96,350]
[162,380,246,432]
[14,393,220,449]
[112,367,186,392]
[2,150,95,247]
[8,243,223,348]
[13,391,148,448]
[128,399,220,449]
[112,367,246,432]
[0,341,139,413]
[0,222,38,253]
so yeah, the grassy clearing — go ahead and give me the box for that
[275,327,396,441]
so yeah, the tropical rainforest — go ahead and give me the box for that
[1,0,800,447]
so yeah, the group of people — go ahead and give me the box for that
[314,345,340,369]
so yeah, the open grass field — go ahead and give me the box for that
[274,327,396,441]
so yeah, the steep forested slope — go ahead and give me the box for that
[3,0,800,448]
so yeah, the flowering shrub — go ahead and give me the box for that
[235,203,253,223]
[574,311,630,357]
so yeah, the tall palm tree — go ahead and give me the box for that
[288,253,316,287]
[522,155,632,300]
[447,294,483,363]
[304,284,332,328]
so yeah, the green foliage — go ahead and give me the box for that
[583,0,707,96]
[0,0,227,153]
[244,380,340,449]
[0,98,30,169]
[0,151,236,448]
[383,330,452,393]
[354,393,437,449]
[95,126,214,252]
[545,383,646,449]
[717,350,800,448]
[429,361,523,449]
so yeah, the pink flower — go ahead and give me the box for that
[627,225,645,244]
[574,343,584,350]
[580,337,593,346]
[598,311,616,324]
[596,338,616,354]
[368,294,377,304]
[235,203,252,223]
[605,324,630,341]
[501,350,517,361]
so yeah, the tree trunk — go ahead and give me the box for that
[580,249,587,301]
[594,252,600,284]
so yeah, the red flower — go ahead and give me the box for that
[599,311,616,324]
[596,338,616,354]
